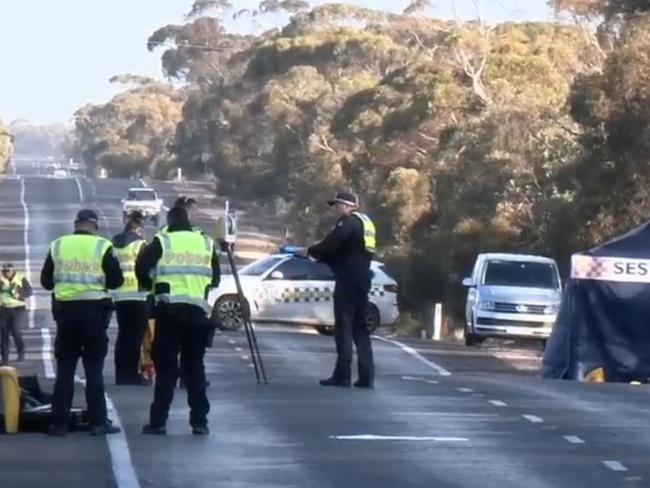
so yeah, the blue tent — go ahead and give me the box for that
[542,221,650,382]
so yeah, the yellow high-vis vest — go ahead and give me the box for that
[157,225,203,236]
[352,212,377,254]
[0,273,26,308]
[50,234,111,301]
[113,239,147,302]
[153,231,213,313]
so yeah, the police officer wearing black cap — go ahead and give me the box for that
[158,196,202,235]
[137,206,220,435]
[40,209,124,436]
[156,196,209,389]
[298,191,377,388]
[112,211,150,385]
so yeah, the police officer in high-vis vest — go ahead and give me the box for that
[154,196,210,389]
[299,191,377,389]
[136,206,220,435]
[40,209,124,436]
[157,196,201,235]
[0,263,33,365]
[112,211,150,385]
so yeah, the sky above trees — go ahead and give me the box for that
[0,0,551,124]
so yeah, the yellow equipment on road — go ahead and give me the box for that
[0,366,20,434]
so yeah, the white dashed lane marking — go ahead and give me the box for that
[488,400,507,407]
[522,415,544,423]
[564,435,585,444]
[603,461,628,472]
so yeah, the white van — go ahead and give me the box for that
[462,253,562,346]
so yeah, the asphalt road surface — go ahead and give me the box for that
[1,163,649,488]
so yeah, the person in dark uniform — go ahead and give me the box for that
[0,263,33,365]
[299,191,377,389]
[158,196,200,234]
[112,211,151,385]
[137,207,220,435]
[41,209,124,436]
[157,196,212,389]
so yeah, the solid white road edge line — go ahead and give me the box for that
[74,177,84,202]
[602,461,628,472]
[330,435,468,442]
[20,178,36,328]
[105,397,142,488]
[374,336,451,376]
[40,328,55,379]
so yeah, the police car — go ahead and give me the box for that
[208,247,399,334]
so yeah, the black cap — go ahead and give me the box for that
[74,209,99,225]
[327,191,359,207]
[167,206,189,226]
[2,263,14,271]
[126,210,145,223]
[174,196,197,209]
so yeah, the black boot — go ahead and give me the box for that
[353,379,374,389]
[91,422,121,436]
[319,377,351,387]
[142,424,167,435]
[192,425,210,436]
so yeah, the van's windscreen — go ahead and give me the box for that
[483,261,558,288]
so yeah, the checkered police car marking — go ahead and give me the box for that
[276,287,386,303]
[369,288,385,298]
[571,254,650,283]
[278,287,334,303]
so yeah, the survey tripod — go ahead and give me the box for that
[214,201,268,384]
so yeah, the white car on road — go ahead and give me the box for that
[208,252,399,334]
[121,187,163,226]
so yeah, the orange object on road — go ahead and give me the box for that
[140,318,155,380]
